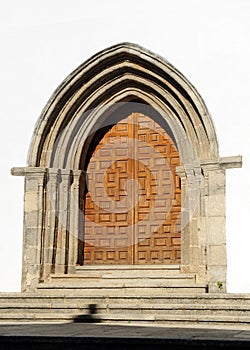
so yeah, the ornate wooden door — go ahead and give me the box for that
[83,113,181,265]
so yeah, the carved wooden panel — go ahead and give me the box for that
[83,113,181,264]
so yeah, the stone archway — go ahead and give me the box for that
[12,43,242,292]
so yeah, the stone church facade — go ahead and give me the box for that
[12,43,241,293]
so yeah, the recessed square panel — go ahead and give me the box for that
[107,226,116,235]
[116,148,128,156]
[150,133,158,142]
[100,149,112,157]
[154,238,166,246]
[100,214,111,222]
[163,250,171,259]
[119,251,127,260]
[120,136,128,143]
[85,239,95,246]
[95,174,103,183]
[95,188,103,197]
[138,146,150,155]
[138,238,150,246]
[150,251,159,259]
[107,136,116,143]
[138,251,146,260]
[100,239,110,247]
[172,237,181,245]
[116,123,128,131]
[116,213,127,222]
[108,173,115,182]
[138,134,146,142]
[94,251,104,260]
[156,199,167,208]
[115,239,127,247]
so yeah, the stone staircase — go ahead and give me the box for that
[0,266,249,328]
[37,265,207,295]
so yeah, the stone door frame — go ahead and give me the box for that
[12,43,242,292]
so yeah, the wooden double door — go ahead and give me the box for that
[83,113,181,265]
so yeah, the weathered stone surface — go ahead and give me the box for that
[25,178,42,192]
[24,192,39,212]
[208,171,225,195]
[207,245,227,266]
[208,265,227,283]
[24,228,40,246]
[206,217,226,245]
[24,212,39,228]
[205,195,225,217]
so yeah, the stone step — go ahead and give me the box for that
[67,272,192,278]
[96,313,250,326]
[75,265,181,277]
[49,274,196,282]
[37,287,207,294]
[43,266,203,294]
[2,293,250,305]
[105,303,250,316]
[1,292,250,327]
[1,302,250,316]
[76,265,181,271]
[0,312,250,327]
[39,279,201,289]
[38,278,203,289]
[37,281,207,294]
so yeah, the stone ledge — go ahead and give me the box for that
[219,156,242,169]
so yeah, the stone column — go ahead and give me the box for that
[42,168,59,280]
[11,167,47,291]
[177,164,205,281]
[202,160,227,292]
[201,156,242,292]
[67,170,82,274]
[55,169,71,274]
[176,166,190,270]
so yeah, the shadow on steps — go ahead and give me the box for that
[73,303,102,323]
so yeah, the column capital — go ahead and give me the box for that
[60,169,71,177]
[72,169,84,177]
[176,163,202,179]
[47,168,60,176]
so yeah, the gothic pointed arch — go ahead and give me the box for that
[28,42,219,170]
[12,43,242,292]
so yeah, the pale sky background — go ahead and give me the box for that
[0,0,250,292]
